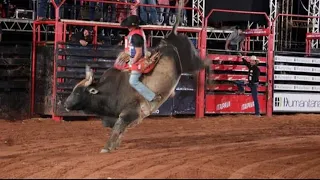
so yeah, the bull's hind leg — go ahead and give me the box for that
[101,116,118,128]
[100,109,140,153]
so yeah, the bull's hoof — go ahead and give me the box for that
[100,148,111,153]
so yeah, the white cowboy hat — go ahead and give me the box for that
[250,55,260,63]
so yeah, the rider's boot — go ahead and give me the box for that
[149,94,162,111]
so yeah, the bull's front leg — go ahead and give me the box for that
[100,109,139,153]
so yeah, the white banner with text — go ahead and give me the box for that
[273,92,320,112]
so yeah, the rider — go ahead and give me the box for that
[120,15,162,110]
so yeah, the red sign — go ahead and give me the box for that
[205,94,266,114]
[306,33,320,40]
[244,28,270,37]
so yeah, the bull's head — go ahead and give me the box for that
[64,65,99,112]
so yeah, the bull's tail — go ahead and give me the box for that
[203,58,214,85]
[171,0,185,35]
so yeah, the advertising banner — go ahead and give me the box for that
[274,65,320,73]
[274,74,320,82]
[273,93,320,112]
[274,55,320,64]
[274,84,320,92]
[205,94,266,113]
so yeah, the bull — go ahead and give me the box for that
[64,0,209,153]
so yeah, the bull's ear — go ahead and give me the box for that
[88,87,99,94]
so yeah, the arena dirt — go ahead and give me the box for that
[1,114,320,178]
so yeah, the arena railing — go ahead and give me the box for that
[270,14,320,56]
[306,29,320,56]
[197,9,272,118]
[32,0,204,121]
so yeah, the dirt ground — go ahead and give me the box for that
[1,114,320,179]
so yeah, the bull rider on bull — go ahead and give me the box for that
[120,15,162,110]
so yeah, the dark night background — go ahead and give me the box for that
[2,0,309,48]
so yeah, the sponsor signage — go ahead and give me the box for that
[274,65,320,73]
[205,94,266,113]
[274,84,320,92]
[274,74,320,82]
[244,28,270,37]
[273,93,320,112]
[274,55,320,64]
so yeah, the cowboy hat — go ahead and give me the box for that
[120,15,141,27]
[250,55,260,63]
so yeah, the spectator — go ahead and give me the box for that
[71,28,93,46]
[65,0,81,20]
[117,0,130,23]
[139,0,158,25]
[168,0,187,26]
[235,53,261,117]
[129,0,139,16]
[88,1,101,21]
[101,1,116,22]
[157,0,169,25]
[37,0,64,20]
[2,0,9,18]
[225,26,245,52]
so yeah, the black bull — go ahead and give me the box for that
[64,31,210,153]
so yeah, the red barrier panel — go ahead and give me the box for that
[206,94,266,114]
[204,52,268,116]
[207,84,267,92]
[207,54,267,63]
[196,9,271,118]
[211,64,267,73]
[209,74,267,82]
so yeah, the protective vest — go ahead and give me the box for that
[126,28,147,64]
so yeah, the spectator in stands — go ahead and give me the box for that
[101,1,116,22]
[71,27,93,46]
[37,0,64,20]
[235,53,261,117]
[65,0,81,20]
[117,0,130,23]
[139,0,158,25]
[2,0,9,18]
[225,26,245,53]
[129,0,139,16]
[168,0,187,26]
[157,0,169,25]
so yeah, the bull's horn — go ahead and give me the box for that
[84,65,93,87]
